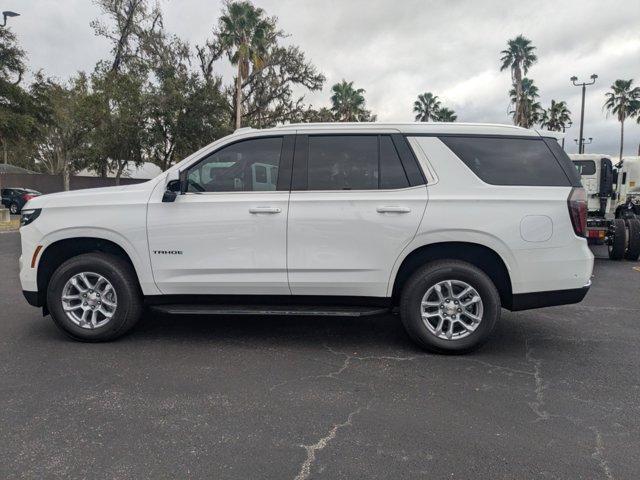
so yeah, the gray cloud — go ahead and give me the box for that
[6,0,640,156]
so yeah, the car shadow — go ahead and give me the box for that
[112,307,560,359]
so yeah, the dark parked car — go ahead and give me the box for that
[1,188,42,214]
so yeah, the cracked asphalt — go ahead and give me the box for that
[1,231,639,479]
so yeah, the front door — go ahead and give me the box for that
[287,134,427,297]
[147,135,293,295]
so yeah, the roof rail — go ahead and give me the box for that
[233,127,255,134]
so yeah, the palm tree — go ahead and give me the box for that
[604,79,640,162]
[435,107,457,122]
[540,100,571,132]
[217,1,279,129]
[509,77,541,128]
[413,92,441,122]
[330,80,369,122]
[500,35,537,127]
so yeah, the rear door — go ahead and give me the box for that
[287,133,428,297]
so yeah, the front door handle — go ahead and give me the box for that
[376,206,411,214]
[249,206,282,214]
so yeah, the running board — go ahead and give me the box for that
[149,304,390,317]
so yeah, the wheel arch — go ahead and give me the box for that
[36,236,146,310]
[389,241,514,308]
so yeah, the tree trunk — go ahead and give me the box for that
[513,66,523,127]
[235,63,243,130]
[619,119,625,163]
[115,161,126,186]
[62,161,70,191]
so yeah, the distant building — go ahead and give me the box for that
[0,164,39,174]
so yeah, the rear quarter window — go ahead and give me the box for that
[439,136,572,186]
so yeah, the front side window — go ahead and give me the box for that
[440,136,571,186]
[306,135,409,191]
[186,137,283,192]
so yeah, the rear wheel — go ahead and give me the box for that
[399,260,500,354]
[47,253,142,342]
[608,219,627,260]
[9,203,19,214]
[624,218,640,261]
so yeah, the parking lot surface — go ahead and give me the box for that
[1,231,639,479]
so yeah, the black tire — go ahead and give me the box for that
[9,203,19,215]
[46,253,143,342]
[624,218,640,261]
[399,260,500,354]
[608,219,627,260]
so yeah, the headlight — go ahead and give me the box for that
[20,209,41,226]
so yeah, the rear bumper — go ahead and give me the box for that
[508,283,591,312]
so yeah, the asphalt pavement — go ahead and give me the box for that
[1,231,639,479]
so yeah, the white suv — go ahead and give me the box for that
[19,123,593,353]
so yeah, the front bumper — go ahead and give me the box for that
[22,290,42,307]
[508,282,591,311]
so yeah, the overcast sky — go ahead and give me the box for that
[5,0,640,156]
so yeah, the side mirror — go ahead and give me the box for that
[162,189,177,203]
[162,179,181,203]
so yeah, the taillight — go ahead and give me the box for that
[22,194,34,201]
[567,187,587,237]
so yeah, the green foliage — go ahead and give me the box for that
[330,80,376,122]
[604,79,640,123]
[500,35,537,127]
[540,100,571,132]
[29,74,96,188]
[413,93,441,122]
[509,77,542,128]
[0,27,25,83]
[603,79,640,160]
[413,93,456,122]
[216,0,281,129]
[435,107,457,122]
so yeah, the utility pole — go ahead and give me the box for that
[570,74,597,154]
[561,120,573,151]
[574,137,593,153]
[0,10,20,221]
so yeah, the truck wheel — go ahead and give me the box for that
[399,260,500,354]
[608,219,627,260]
[624,218,640,261]
[46,253,143,342]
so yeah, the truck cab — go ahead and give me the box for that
[570,154,640,260]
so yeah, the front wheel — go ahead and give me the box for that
[399,260,500,354]
[47,253,143,342]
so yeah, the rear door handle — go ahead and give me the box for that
[249,206,282,214]
[376,206,411,214]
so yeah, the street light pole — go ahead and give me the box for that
[1,10,20,27]
[571,74,597,154]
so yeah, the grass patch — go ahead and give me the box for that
[0,218,20,232]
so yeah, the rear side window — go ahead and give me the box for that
[380,136,409,189]
[306,135,409,191]
[440,136,571,186]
